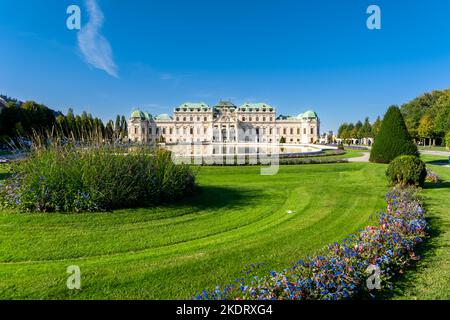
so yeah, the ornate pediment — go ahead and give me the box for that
[215,110,237,123]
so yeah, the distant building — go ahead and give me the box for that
[319,131,335,144]
[128,101,320,144]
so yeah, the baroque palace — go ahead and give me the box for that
[128,101,320,144]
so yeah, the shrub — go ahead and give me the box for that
[386,155,427,187]
[370,106,419,163]
[0,143,196,212]
[196,187,427,300]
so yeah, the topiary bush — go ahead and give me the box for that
[370,106,419,163]
[0,143,196,212]
[385,155,427,187]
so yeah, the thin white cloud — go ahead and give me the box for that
[160,73,174,81]
[77,0,118,78]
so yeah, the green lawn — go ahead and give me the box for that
[0,162,387,299]
[388,155,450,300]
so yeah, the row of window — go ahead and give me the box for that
[135,126,316,136]
[172,116,278,122]
[134,137,315,144]
[175,116,211,122]
[241,116,274,122]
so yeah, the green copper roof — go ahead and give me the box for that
[239,103,274,112]
[215,100,236,109]
[175,102,211,112]
[143,112,152,120]
[178,102,210,110]
[130,109,145,119]
[154,113,172,121]
[302,110,318,119]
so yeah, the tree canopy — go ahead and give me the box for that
[0,94,128,145]
[400,89,450,145]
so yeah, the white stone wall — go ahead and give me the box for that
[128,108,320,144]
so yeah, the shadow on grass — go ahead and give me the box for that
[0,172,12,181]
[423,181,450,190]
[179,185,260,210]
[425,160,449,166]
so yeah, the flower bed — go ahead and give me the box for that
[196,187,428,300]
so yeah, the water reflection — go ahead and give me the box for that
[165,143,322,157]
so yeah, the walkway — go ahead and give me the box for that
[346,152,370,163]
[420,150,450,157]
[345,150,450,165]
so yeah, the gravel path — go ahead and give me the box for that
[347,152,370,162]
[420,150,450,157]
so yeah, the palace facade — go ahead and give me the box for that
[128,101,320,144]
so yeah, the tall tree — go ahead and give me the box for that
[360,117,372,139]
[120,115,127,140]
[114,115,121,140]
[372,116,382,137]
[418,115,434,146]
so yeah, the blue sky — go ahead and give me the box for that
[1,0,450,132]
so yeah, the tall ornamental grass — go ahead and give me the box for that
[0,141,196,212]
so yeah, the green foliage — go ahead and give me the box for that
[372,116,382,137]
[0,100,57,139]
[0,94,129,144]
[446,132,450,150]
[338,118,374,144]
[0,143,196,212]
[401,89,450,142]
[385,155,426,187]
[370,106,419,163]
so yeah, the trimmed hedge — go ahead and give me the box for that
[370,106,419,163]
[196,187,428,300]
[386,155,427,187]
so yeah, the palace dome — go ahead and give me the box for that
[130,109,145,119]
[302,110,318,119]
